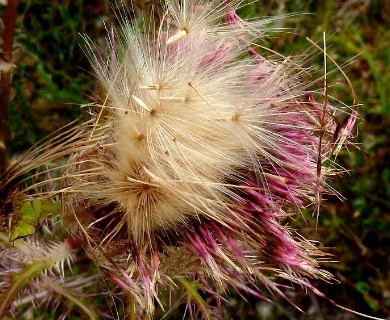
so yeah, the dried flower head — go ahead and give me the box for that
[1,0,358,318]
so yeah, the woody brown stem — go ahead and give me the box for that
[0,0,19,177]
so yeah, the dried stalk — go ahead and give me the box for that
[0,0,18,176]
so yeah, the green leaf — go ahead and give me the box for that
[356,281,380,310]
[10,200,42,241]
[40,199,60,218]
[10,199,60,241]
[356,281,370,293]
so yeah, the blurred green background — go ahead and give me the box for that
[3,0,390,318]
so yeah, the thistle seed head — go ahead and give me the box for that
[30,0,357,317]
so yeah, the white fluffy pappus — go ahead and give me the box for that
[78,0,324,244]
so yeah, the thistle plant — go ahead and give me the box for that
[0,1,360,319]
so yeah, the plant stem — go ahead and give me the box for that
[127,291,137,320]
[0,0,19,176]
